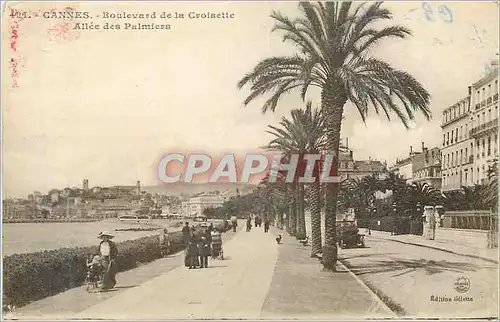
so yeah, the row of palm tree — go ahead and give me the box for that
[237,1,432,271]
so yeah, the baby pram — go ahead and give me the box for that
[85,254,104,293]
[210,231,223,260]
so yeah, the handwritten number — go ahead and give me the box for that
[421,2,435,21]
[438,5,453,23]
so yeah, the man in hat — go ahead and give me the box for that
[97,231,118,290]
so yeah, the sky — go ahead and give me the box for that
[2,1,499,198]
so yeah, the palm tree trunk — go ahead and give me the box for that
[321,82,347,271]
[296,183,307,239]
[310,181,322,256]
[289,184,297,236]
[284,184,290,233]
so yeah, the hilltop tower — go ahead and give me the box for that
[83,179,89,191]
[136,181,141,195]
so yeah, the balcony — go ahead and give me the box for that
[487,97,493,104]
[470,117,499,137]
[468,155,474,164]
[475,103,480,110]
[481,101,487,107]
[494,93,499,102]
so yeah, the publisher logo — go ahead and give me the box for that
[454,276,470,293]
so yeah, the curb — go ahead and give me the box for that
[369,235,499,264]
[337,260,398,318]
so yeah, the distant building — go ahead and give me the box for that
[83,179,89,191]
[62,187,72,198]
[339,150,386,181]
[412,144,442,190]
[136,181,141,195]
[389,146,422,183]
[182,194,224,217]
[49,189,60,203]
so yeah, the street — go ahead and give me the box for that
[340,236,498,318]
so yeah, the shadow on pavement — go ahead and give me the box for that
[114,285,137,289]
[340,253,399,261]
[348,258,485,277]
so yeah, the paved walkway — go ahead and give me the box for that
[367,230,499,263]
[10,223,397,320]
[76,225,278,319]
[261,227,395,319]
[10,230,239,319]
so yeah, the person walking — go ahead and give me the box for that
[264,216,270,233]
[230,215,238,232]
[181,222,190,247]
[198,234,210,268]
[159,228,170,257]
[97,231,118,290]
[246,216,252,232]
[186,235,199,269]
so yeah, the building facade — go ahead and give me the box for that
[470,66,499,185]
[338,150,386,181]
[441,95,474,191]
[182,195,224,217]
[388,146,422,183]
[412,145,442,190]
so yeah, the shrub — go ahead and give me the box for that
[3,224,224,308]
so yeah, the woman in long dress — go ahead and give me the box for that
[97,231,118,290]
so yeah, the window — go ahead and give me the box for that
[456,151,458,166]
[482,139,485,157]
[488,84,492,97]
[448,154,450,167]
[465,171,468,183]
[465,147,468,159]
[465,124,468,138]
[488,136,491,156]
[447,132,450,144]
[483,111,486,124]
[460,149,463,165]
[455,128,458,142]
[443,134,446,146]
[460,126,463,140]
[495,80,498,94]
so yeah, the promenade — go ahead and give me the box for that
[367,229,499,263]
[10,224,394,320]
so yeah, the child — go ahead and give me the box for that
[87,254,103,279]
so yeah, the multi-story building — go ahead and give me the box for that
[182,194,224,217]
[338,150,386,181]
[388,146,422,183]
[440,95,474,191]
[470,64,499,185]
[412,144,442,190]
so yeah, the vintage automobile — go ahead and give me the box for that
[336,220,365,249]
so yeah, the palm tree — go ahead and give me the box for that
[265,103,327,241]
[238,2,431,270]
